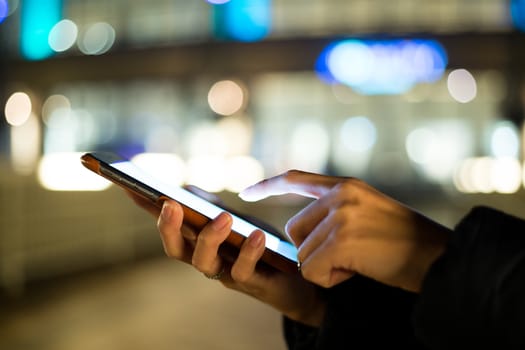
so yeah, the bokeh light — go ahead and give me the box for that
[454,157,477,193]
[316,39,447,95]
[78,22,116,55]
[207,80,246,116]
[224,156,264,193]
[447,69,477,103]
[455,157,522,194]
[510,0,525,32]
[0,0,8,24]
[186,122,228,157]
[327,40,372,87]
[406,128,437,165]
[490,121,519,158]
[491,158,521,193]
[287,120,330,173]
[217,116,253,155]
[332,117,377,177]
[406,122,473,182]
[144,126,178,153]
[469,157,494,193]
[20,0,61,60]
[38,152,112,191]
[5,92,32,126]
[48,19,78,52]
[212,0,271,42]
[340,116,377,152]
[44,107,79,153]
[42,94,71,124]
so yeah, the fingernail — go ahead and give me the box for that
[212,212,231,230]
[248,230,264,248]
[238,187,256,202]
[237,190,249,201]
[161,202,172,222]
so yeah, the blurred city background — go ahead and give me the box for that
[1,0,525,349]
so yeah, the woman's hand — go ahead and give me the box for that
[128,191,325,327]
[240,170,451,293]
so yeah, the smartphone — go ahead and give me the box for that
[80,152,299,274]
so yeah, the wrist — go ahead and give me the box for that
[409,215,452,293]
[285,287,326,327]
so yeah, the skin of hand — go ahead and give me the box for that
[239,170,452,293]
[126,191,325,327]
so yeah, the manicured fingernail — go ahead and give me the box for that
[161,202,172,222]
[212,212,231,230]
[248,230,264,248]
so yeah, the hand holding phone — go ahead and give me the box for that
[80,152,299,273]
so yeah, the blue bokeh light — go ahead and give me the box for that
[212,0,271,42]
[315,38,448,95]
[511,0,525,32]
[20,0,63,60]
[0,0,8,24]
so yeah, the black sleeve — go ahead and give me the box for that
[413,206,525,350]
[283,275,424,349]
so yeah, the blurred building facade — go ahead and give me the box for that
[1,0,525,295]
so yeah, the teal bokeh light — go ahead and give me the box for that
[212,0,271,42]
[511,0,525,32]
[20,0,63,60]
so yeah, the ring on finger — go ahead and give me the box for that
[204,266,225,280]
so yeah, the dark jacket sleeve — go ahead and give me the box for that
[413,206,525,349]
[283,274,424,349]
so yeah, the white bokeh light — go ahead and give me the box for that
[455,157,521,194]
[48,19,78,52]
[340,116,377,152]
[224,156,264,193]
[38,152,111,191]
[447,69,477,103]
[406,122,473,182]
[78,22,116,55]
[288,120,330,173]
[5,92,32,126]
[490,121,519,158]
[207,80,245,116]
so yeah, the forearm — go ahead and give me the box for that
[284,275,423,349]
[414,206,525,349]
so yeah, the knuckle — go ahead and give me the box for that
[284,216,299,237]
[230,265,250,283]
[302,266,332,288]
[333,178,360,197]
[282,169,302,182]
[300,265,316,282]
[196,232,216,247]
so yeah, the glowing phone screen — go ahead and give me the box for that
[110,160,298,263]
